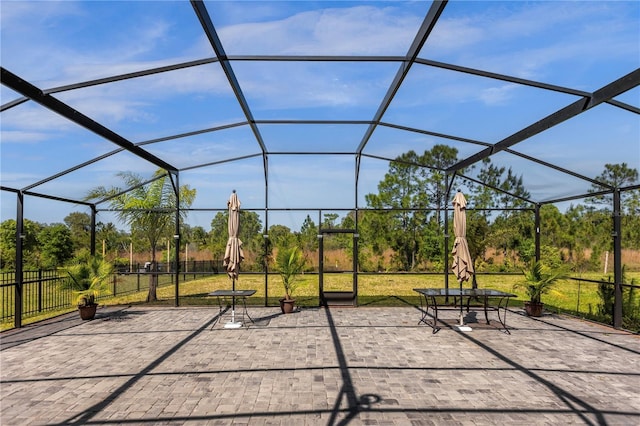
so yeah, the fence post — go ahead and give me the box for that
[576,279,581,315]
[38,269,43,313]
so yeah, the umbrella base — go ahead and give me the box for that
[224,321,243,329]
[457,312,472,331]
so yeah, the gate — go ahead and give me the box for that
[318,229,358,306]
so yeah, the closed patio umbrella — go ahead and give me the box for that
[451,190,474,328]
[223,190,244,328]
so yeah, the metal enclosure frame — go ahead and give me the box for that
[1,0,638,328]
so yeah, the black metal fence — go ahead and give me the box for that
[0,269,73,321]
[0,261,222,324]
[116,260,223,275]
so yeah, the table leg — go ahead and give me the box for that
[430,296,441,333]
[212,296,224,328]
[483,295,490,324]
[418,294,428,325]
[417,295,440,334]
[241,296,254,324]
[496,296,512,334]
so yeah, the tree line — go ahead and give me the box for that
[2,146,638,279]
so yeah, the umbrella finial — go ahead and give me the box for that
[232,189,236,193]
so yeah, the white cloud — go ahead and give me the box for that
[220,5,421,55]
[0,130,50,144]
[424,16,485,52]
[0,171,45,187]
[0,104,75,132]
[0,1,83,32]
[1,1,209,87]
[425,2,639,82]
[210,4,421,110]
[50,64,234,127]
[234,61,394,111]
[477,84,518,106]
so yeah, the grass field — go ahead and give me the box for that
[2,271,638,332]
[165,272,627,314]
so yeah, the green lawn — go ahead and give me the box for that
[109,271,633,316]
[3,271,638,332]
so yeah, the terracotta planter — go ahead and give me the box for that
[79,304,98,320]
[524,301,544,317]
[279,298,296,314]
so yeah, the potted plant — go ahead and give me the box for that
[275,246,307,314]
[514,260,569,317]
[61,255,113,320]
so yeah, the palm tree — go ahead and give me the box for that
[86,169,196,301]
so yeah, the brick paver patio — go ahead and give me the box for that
[1,304,639,425]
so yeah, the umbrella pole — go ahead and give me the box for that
[459,280,464,326]
[224,277,242,328]
[457,280,472,331]
[231,277,236,323]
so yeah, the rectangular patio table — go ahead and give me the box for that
[209,289,256,326]
[414,288,516,334]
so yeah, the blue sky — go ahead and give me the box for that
[1,1,639,232]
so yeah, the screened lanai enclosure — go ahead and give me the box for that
[1,1,639,328]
